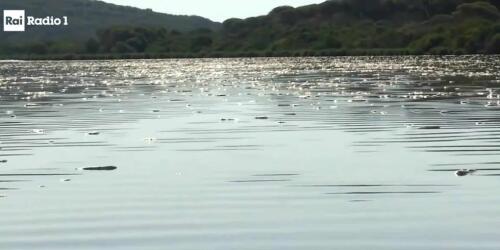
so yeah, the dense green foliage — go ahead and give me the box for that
[0,0,219,47]
[1,0,499,58]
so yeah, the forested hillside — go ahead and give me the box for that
[0,0,220,51]
[1,0,499,58]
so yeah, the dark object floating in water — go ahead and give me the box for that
[284,113,297,116]
[220,118,237,122]
[0,160,7,163]
[255,116,269,120]
[455,169,476,177]
[87,131,100,136]
[79,166,117,171]
[152,109,161,113]
[418,126,441,130]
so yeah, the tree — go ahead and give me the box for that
[486,33,500,53]
[85,38,100,53]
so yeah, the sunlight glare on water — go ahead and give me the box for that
[0,56,500,250]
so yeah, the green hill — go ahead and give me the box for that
[217,0,500,54]
[0,0,220,45]
[1,0,499,58]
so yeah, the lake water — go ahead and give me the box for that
[1,56,500,249]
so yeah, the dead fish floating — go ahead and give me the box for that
[455,169,477,177]
[78,166,118,171]
[220,118,237,122]
[418,126,441,130]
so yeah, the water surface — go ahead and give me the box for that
[1,56,500,249]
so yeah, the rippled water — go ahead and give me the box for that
[1,56,500,249]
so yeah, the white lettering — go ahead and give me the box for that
[27,16,35,25]
[4,10,25,32]
[4,10,69,32]
[26,16,70,26]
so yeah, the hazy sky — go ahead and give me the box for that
[102,0,325,22]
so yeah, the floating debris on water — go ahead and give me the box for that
[78,166,117,171]
[418,126,441,130]
[455,169,477,177]
[220,118,238,122]
[87,131,100,136]
[0,160,7,163]
[255,116,269,120]
[60,179,71,182]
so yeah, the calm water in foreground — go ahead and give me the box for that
[0,56,500,249]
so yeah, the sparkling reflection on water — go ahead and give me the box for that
[0,56,500,249]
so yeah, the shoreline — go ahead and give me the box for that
[1,49,492,61]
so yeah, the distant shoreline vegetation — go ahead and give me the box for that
[0,49,476,61]
[0,0,499,60]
